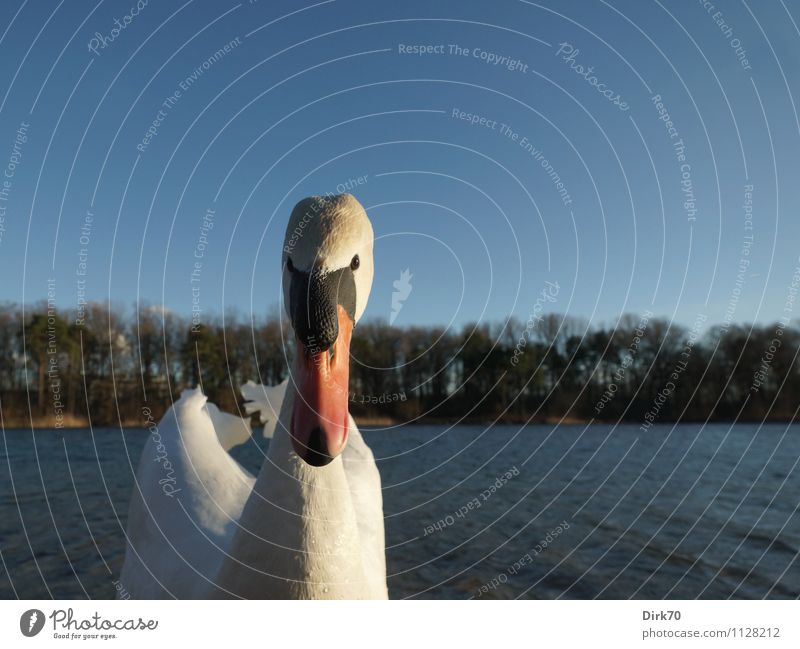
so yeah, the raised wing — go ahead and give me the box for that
[240,378,288,438]
[120,388,255,598]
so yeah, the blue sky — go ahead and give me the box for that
[0,0,798,331]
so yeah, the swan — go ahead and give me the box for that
[119,194,387,599]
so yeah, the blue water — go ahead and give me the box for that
[1,423,798,599]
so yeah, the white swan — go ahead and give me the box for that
[120,194,387,599]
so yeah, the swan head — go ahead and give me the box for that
[282,194,374,466]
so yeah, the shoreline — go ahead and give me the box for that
[1,414,797,429]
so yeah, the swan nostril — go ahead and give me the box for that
[303,426,333,467]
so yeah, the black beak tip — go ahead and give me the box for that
[302,426,334,467]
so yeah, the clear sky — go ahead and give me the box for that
[0,0,798,331]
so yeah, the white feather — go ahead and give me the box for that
[205,401,253,450]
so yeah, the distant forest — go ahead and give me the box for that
[0,301,797,428]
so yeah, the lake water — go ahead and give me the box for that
[1,423,798,599]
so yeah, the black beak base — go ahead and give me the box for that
[289,265,356,351]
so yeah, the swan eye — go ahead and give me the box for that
[350,255,360,271]
[286,257,294,272]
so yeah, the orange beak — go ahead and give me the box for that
[290,305,353,466]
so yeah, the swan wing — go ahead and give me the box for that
[240,378,288,438]
[120,388,255,598]
[342,416,388,599]
[205,401,253,451]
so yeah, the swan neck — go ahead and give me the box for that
[214,377,367,598]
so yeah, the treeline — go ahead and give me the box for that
[0,302,797,427]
